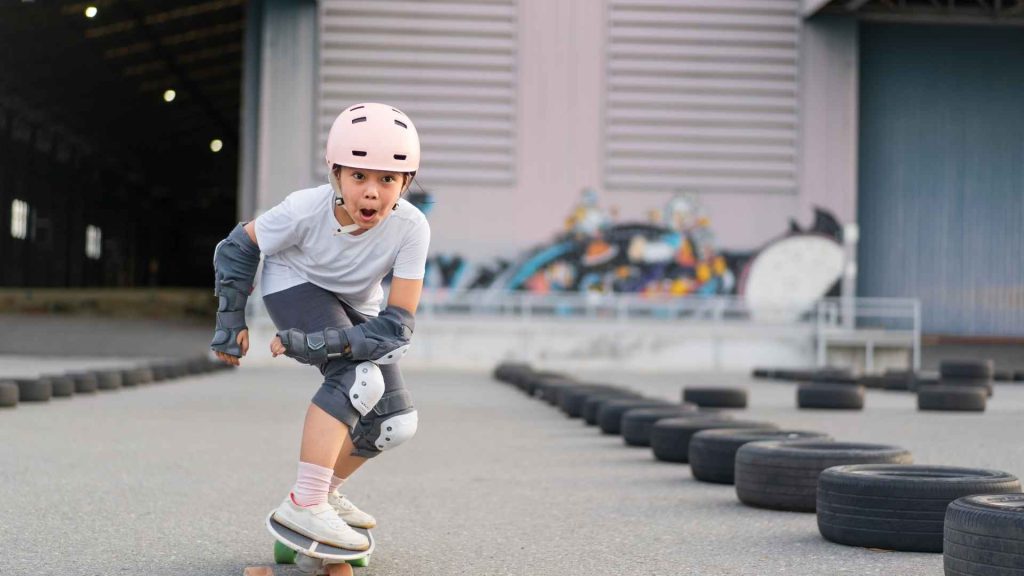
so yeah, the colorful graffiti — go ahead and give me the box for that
[504,191,732,296]
[415,189,846,300]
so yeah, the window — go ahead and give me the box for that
[10,199,28,240]
[85,225,102,260]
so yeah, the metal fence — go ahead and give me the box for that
[419,289,922,371]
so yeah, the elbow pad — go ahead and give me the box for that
[344,305,415,363]
[211,223,261,356]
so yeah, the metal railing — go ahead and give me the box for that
[419,289,922,370]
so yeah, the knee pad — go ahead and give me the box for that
[349,361,385,416]
[372,343,410,365]
[372,409,418,452]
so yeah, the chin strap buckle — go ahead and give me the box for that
[334,222,361,236]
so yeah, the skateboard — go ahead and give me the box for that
[267,512,374,572]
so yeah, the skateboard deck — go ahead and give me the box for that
[267,512,374,569]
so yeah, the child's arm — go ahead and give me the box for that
[275,278,423,366]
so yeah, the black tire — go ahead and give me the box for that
[0,381,18,407]
[994,370,1014,382]
[582,393,636,425]
[68,372,98,393]
[525,372,573,397]
[620,405,701,446]
[882,370,915,391]
[752,368,772,379]
[95,370,123,391]
[734,441,912,512]
[797,384,865,410]
[689,429,829,484]
[193,358,210,373]
[651,418,776,463]
[540,379,581,406]
[560,386,635,418]
[858,375,886,390]
[123,368,154,386]
[940,377,994,398]
[944,494,1024,575]
[682,387,748,408]
[1015,370,1024,382]
[169,361,190,379]
[506,366,536,389]
[811,368,857,384]
[940,359,994,380]
[918,386,987,412]
[46,375,75,397]
[148,364,166,382]
[14,378,52,402]
[775,369,817,382]
[597,399,672,434]
[818,465,1021,553]
[494,362,531,383]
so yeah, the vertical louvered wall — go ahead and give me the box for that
[604,0,801,194]
[317,0,518,187]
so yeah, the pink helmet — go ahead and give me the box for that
[325,103,420,174]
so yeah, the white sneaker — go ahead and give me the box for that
[273,494,370,551]
[328,490,377,529]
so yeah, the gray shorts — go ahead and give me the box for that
[263,282,414,458]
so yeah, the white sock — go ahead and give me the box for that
[291,461,334,507]
[330,474,347,494]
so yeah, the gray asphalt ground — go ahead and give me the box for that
[2,356,1023,576]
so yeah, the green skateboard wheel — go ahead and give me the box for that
[273,541,297,564]
[348,555,370,567]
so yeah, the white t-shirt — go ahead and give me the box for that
[254,184,430,316]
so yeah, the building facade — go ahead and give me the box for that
[242,0,1024,336]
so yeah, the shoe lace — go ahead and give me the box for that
[333,494,355,512]
[317,507,350,530]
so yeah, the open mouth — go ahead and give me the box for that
[358,208,377,222]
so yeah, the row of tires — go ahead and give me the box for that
[756,359,1021,389]
[0,355,231,407]
[795,382,991,412]
[493,362,1024,575]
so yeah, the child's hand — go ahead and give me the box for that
[214,329,248,366]
[270,335,286,357]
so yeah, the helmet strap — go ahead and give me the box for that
[329,170,360,235]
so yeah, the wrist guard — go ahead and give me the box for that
[277,327,350,366]
[211,224,261,356]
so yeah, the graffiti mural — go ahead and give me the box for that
[415,188,846,303]
[503,190,733,296]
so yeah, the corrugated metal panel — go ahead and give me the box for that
[318,0,518,186]
[604,0,801,193]
[858,24,1024,337]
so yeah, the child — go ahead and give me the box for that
[211,103,429,567]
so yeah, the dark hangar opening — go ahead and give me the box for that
[0,0,247,288]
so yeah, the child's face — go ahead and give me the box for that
[337,166,407,229]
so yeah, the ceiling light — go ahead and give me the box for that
[210,139,223,153]
[163,89,176,103]
[84,6,98,18]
